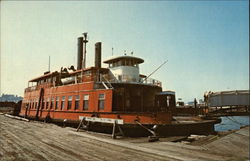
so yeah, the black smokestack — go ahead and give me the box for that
[77,37,83,70]
[95,42,102,68]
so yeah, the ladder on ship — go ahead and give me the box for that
[35,88,44,120]
[101,76,113,89]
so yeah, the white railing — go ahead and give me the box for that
[100,74,162,87]
[141,77,162,87]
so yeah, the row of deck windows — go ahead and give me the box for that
[108,59,139,68]
[25,94,105,111]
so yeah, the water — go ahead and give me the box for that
[215,116,250,132]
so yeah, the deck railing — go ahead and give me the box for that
[141,77,162,87]
[100,74,162,87]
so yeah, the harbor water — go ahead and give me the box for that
[215,116,250,132]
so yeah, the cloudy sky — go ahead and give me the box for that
[1,1,249,102]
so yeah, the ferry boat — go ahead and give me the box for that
[20,33,219,136]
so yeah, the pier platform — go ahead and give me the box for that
[0,114,249,161]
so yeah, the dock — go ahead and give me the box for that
[0,114,249,161]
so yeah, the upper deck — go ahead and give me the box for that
[25,67,162,93]
[102,55,162,87]
[25,67,109,92]
[25,36,162,93]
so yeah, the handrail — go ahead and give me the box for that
[100,74,162,87]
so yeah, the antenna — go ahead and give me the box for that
[48,56,50,72]
[142,60,168,83]
[112,47,114,56]
[124,50,126,55]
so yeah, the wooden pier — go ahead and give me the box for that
[0,114,249,161]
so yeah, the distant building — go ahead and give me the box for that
[0,94,23,103]
[186,101,194,106]
[186,100,205,106]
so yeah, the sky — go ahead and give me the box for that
[0,1,249,102]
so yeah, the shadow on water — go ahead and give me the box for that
[215,116,250,132]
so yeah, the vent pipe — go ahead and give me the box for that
[82,32,88,69]
[95,42,102,68]
[77,37,83,70]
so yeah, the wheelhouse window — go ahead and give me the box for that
[67,96,72,110]
[98,94,105,110]
[83,95,89,110]
[121,60,125,66]
[51,97,54,109]
[46,98,50,109]
[61,96,65,110]
[75,95,79,110]
[55,96,59,109]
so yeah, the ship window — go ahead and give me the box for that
[51,97,54,109]
[98,94,105,110]
[55,96,59,109]
[35,99,38,109]
[32,100,34,109]
[75,95,79,110]
[61,96,65,110]
[46,98,50,109]
[131,60,135,66]
[121,60,125,66]
[42,99,45,109]
[129,60,132,66]
[118,75,122,81]
[83,94,89,110]
[114,61,118,67]
[31,100,33,109]
[67,96,72,110]
[118,60,122,66]
[125,60,129,66]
